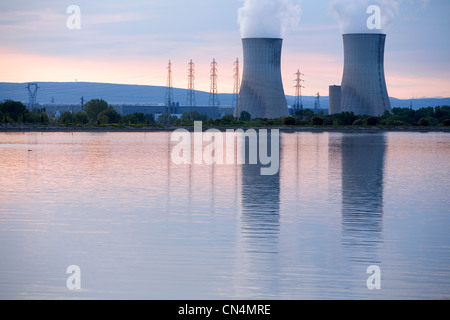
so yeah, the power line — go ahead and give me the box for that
[209,58,220,119]
[165,60,174,116]
[27,83,39,111]
[232,58,240,108]
[293,69,305,112]
[186,59,196,119]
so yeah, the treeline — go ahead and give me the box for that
[1,99,450,128]
[0,99,208,127]
[196,107,450,127]
[287,106,450,127]
[0,100,49,124]
[227,107,450,128]
[0,99,156,126]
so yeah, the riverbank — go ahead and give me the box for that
[1,123,450,133]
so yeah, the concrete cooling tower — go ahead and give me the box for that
[329,85,342,115]
[234,38,289,119]
[339,33,392,116]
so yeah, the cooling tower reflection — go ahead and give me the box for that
[340,134,386,263]
[233,131,281,298]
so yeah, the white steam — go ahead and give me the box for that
[328,0,400,34]
[329,0,432,34]
[238,0,302,38]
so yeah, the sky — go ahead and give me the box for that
[0,0,449,99]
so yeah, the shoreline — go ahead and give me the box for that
[1,124,450,133]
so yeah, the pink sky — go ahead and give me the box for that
[3,46,448,100]
[1,0,449,100]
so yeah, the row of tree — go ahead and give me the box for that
[187,107,450,127]
[0,99,155,126]
[281,107,450,127]
[0,100,49,124]
[1,99,450,127]
[0,99,208,126]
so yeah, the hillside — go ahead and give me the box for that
[1,82,449,110]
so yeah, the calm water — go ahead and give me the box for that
[0,131,449,300]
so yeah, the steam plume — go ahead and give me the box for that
[238,0,302,38]
[329,0,431,34]
[328,0,400,34]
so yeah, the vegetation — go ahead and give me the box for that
[239,111,251,122]
[1,99,449,130]
[0,100,48,124]
[84,99,109,122]
[198,106,450,128]
[98,108,121,124]
[157,113,178,125]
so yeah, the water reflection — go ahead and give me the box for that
[240,131,281,248]
[339,134,386,263]
[234,131,281,297]
[240,163,280,251]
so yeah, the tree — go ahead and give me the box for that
[84,99,109,122]
[180,111,209,123]
[74,112,89,124]
[29,111,49,124]
[333,112,358,126]
[418,118,429,127]
[283,116,296,126]
[295,109,315,121]
[124,112,146,124]
[220,114,237,125]
[97,108,121,124]
[239,111,251,122]
[157,113,178,125]
[441,119,450,127]
[0,100,27,122]
[366,117,379,126]
[59,111,73,124]
[311,116,325,126]
[145,114,155,125]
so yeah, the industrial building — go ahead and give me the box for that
[22,35,395,120]
[234,38,289,119]
[330,33,392,116]
[329,85,341,115]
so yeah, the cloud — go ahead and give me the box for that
[328,0,400,34]
[328,0,433,34]
[237,0,302,38]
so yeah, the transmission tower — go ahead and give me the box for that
[209,58,220,119]
[293,69,305,112]
[314,92,321,114]
[27,83,39,112]
[186,59,196,120]
[165,60,174,116]
[231,58,240,108]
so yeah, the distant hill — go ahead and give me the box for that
[1,82,449,110]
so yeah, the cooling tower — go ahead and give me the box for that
[234,38,289,119]
[329,85,342,115]
[341,34,391,116]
